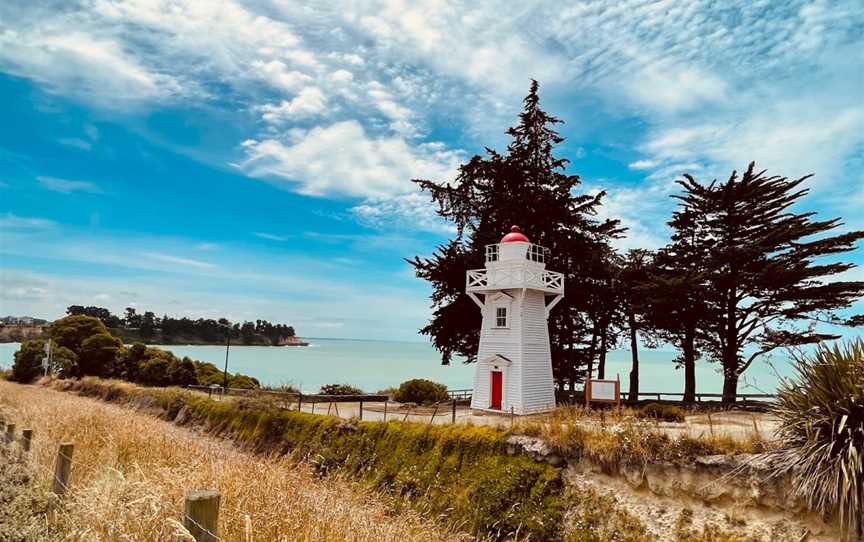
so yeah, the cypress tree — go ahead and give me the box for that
[674,163,864,402]
[410,80,623,390]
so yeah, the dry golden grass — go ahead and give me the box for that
[513,404,768,468]
[0,381,473,542]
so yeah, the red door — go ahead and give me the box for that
[490,371,502,410]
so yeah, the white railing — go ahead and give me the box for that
[484,242,548,263]
[466,267,564,294]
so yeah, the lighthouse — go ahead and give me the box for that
[466,226,564,415]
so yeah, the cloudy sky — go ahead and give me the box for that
[1,0,863,341]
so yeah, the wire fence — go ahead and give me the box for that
[0,414,224,542]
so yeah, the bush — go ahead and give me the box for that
[168,356,198,387]
[11,340,46,383]
[636,403,686,423]
[319,383,363,395]
[376,386,398,398]
[230,374,260,390]
[392,379,448,404]
[768,340,864,539]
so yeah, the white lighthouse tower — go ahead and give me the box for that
[466,226,564,415]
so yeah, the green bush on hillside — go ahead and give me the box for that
[319,383,363,395]
[392,378,448,404]
[10,315,259,389]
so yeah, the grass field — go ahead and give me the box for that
[0,380,475,542]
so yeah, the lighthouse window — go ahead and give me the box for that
[486,244,499,262]
[527,244,545,263]
[495,307,508,328]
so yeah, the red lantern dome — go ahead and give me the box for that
[501,225,529,243]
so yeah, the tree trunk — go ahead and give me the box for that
[587,323,598,382]
[722,369,739,404]
[598,329,607,380]
[628,312,639,401]
[682,325,696,403]
[722,288,739,404]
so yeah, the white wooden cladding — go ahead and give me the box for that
[470,288,557,415]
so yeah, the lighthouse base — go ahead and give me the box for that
[469,354,556,416]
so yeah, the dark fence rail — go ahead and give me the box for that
[620,392,777,402]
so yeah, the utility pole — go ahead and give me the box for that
[42,338,53,376]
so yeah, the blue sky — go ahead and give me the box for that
[1,0,863,341]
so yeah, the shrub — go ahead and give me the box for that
[138,355,173,387]
[319,383,363,395]
[392,379,448,404]
[768,340,864,539]
[50,346,78,378]
[78,332,123,377]
[376,386,398,398]
[168,356,198,387]
[11,340,45,383]
[636,403,686,423]
[230,374,260,390]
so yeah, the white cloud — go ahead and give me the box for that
[257,87,327,123]
[0,213,57,231]
[238,120,463,199]
[352,192,453,234]
[251,60,313,93]
[253,232,289,242]
[37,176,101,194]
[629,160,657,170]
[141,252,217,269]
[0,29,183,105]
[58,137,93,151]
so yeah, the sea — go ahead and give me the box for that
[0,338,798,395]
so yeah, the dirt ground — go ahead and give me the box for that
[203,392,776,441]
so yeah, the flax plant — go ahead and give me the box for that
[769,340,864,540]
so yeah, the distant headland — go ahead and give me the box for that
[0,306,308,346]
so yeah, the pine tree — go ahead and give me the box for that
[675,163,864,402]
[410,80,623,390]
[618,249,654,400]
[647,207,711,402]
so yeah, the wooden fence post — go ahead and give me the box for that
[22,429,33,452]
[359,400,363,421]
[451,399,457,424]
[53,443,74,496]
[428,403,439,425]
[184,490,220,542]
[4,423,14,445]
[297,393,302,412]
[383,401,388,422]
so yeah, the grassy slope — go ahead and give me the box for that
[46,377,565,540]
[0,381,480,542]
[12,378,785,541]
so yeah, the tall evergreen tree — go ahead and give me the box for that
[618,249,654,400]
[646,207,712,403]
[675,163,864,402]
[410,81,623,390]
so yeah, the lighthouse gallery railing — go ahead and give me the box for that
[466,267,564,294]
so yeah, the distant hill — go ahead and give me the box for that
[66,305,305,346]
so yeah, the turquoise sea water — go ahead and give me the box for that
[0,339,796,394]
